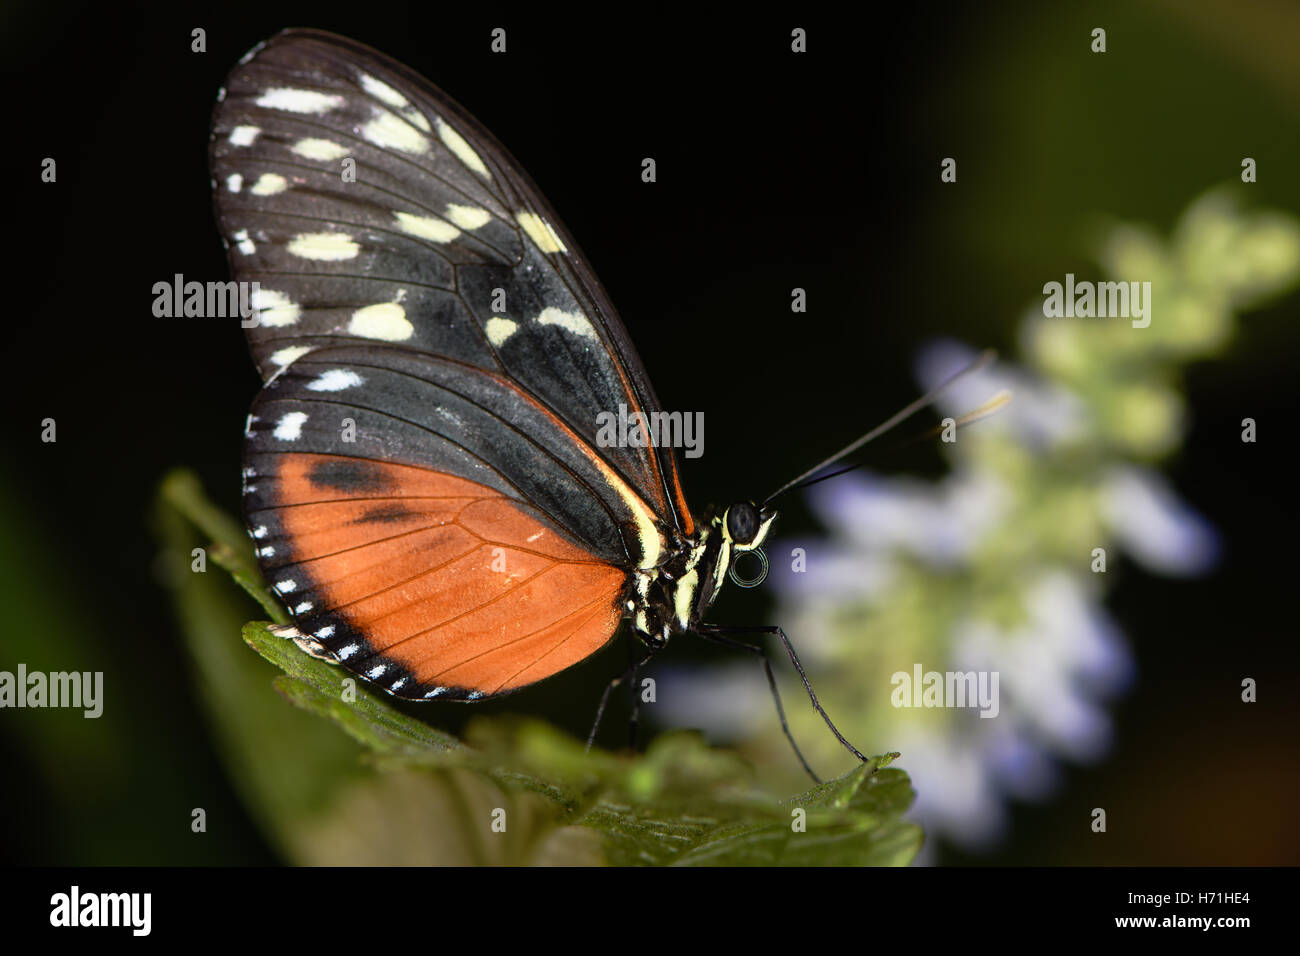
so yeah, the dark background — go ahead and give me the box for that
[1,0,1296,865]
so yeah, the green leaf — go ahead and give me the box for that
[244,622,460,756]
[156,469,922,865]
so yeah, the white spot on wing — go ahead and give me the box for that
[251,288,300,327]
[360,73,408,107]
[485,316,519,346]
[291,137,350,161]
[338,643,360,660]
[394,211,459,243]
[446,204,491,230]
[362,109,430,154]
[255,87,345,114]
[233,229,256,255]
[348,302,414,341]
[273,411,308,441]
[276,578,298,593]
[436,117,490,177]
[315,626,335,639]
[229,125,260,146]
[294,602,313,614]
[306,369,365,392]
[357,75,434,133]
[251,525,268,539]
[536,306,595,339]
[225,173,243,193]
[250,172,288,196]
[359,75,432,130]
[269,345,313,367]
[287,232,360,261]
[516,211,567,254]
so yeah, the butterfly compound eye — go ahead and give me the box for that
[726,501,760,545]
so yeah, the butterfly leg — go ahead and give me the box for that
[694,625,820,782]
[697,624,869,782]
[627,641,642,751]
[586,643,656,754]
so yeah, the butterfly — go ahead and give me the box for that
[211,29,938,779]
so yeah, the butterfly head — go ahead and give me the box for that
[721,500,776,552]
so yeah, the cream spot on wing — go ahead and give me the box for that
[348,302,414,341]
[358,74,432,131]
[269,345,313,367]
[255,88,345,114]
[287,232,360,261]
[536,306,595,339]
[225,173,243,193]
[273,411,308,441]
[485,316,519,346]
[291,137,350,161]
[229,125,260,146]
[436,117,490,177]
[251,288,301,327]
[362,109,429,154]
[358,77,434,130]
[394,211,460,243]
[516,211,567,254]
[232,229,256,255]
[359,73,409,109]
[306,369,365,392]
[250,172,288,196]
[446,204,491,230]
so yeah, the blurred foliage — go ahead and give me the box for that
[742,189,1300,833]
[154,470,921,866]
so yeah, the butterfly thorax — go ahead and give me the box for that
[628,502,776,648]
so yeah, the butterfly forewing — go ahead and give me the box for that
[215,30,695,698]
[212,30,691,531]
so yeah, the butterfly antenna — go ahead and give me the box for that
[763,349,999,506]
[788,387,1014,495]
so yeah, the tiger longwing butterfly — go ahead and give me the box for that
[212,29,874,780]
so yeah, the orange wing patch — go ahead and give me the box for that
[253,452,626,698]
